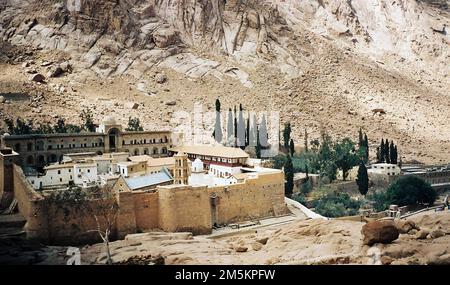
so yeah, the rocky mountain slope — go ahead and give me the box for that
[0,0,449,163]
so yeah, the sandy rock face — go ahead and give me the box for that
[362,220,400,246]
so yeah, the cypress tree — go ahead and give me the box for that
[380,139,385,162]
[246,112,250,147]
[256,126,261,159]
[389,141,395,164]
[289,139,295,156]
[356,160,369,196]
[384,139,390,163]
[392,145,398,165]
[364,134,369,161]
[358,128,364,148]
[234,106,237,146]
[259,114,268,148]
[283,122,291,149]
[304,128,309,152]
[284,155,294,198]
[227,108,234,147]
[214,99,223,143]
[376,147,381,163]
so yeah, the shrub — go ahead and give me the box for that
[313,191,362,218]
[386,175,437,207]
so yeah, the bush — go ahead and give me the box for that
[367,191,390,212]
[313,191,362,218]
[294,194,308,205]
[300,179,313,195]
[386,175,437,207]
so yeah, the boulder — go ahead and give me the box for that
[165,101,177,106]
[395,220,418,234]
[0,96,5,103]
[251,242,263,251]
[125,102,139,110]
[60,61,72,73]
[29,74,45,83]
[47,67,64,78]
[155,73,167,84]
[257,237,269,245]
[415,229,429,240]
[429,229,445,239]
[153,27,178,48]
[362,220,399,246]
[235,246,248,253]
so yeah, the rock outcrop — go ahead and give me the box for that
[362,220,400,246]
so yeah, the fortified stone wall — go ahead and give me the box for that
[208,172,288,225]
[11,165,287,244]
[158,185,212,235]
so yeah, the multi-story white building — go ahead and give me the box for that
[368,163,401,176]
[27,161,98,190]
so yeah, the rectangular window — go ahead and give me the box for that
[58,170,61,174]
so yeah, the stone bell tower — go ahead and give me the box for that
[173,152,189,185]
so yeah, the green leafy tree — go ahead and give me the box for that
[386,176,437,206]
[36,124,54,134]
[314,191,362,218]
[125,117,144,132]
[54,118,67,133]
[66,124,82,133]
[80,108,96,132]
[367,191,390,212]
[284,155,294,198]
[334,138,359,181]
[356,160,369,195]
[317,134,337,182]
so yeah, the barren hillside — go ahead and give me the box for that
[0,0,449,163]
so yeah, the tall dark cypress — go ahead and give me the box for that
[364,134,369,161]
[389,141,395,164]
[358,128,364,148]
[384,139,390,163]
[380,139,385,162]
[356,160,369,196]
[284,155,294,198]
[376,147,381,163]
[289,139,295,156]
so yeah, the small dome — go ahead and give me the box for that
[192,158,204,173]
[102,116,117,125]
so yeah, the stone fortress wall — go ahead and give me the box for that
[9,164,288,244]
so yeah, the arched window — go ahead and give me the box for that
[26,156,34,165]
[143,148,148,155]
[134,149,139,156]
[161,147,167,154]
[14,143,21,152]
[48,154,58,163]
[152,148,158,155]
[36,141,44,151]
[27,143,33,151]
[38,155,45,164]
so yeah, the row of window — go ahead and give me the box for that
[13,141,104,152]
[123,137,169,145]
